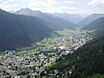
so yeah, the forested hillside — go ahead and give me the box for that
[46,17,104,78]
[0,9,52,50]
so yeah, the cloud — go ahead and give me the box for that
[0,0,75,12]
[0,0,28,11]
[0,0,18,11]
[88,0,104,5]
[26,0,75,13]
[0,0,104,14]
[88,0,104,13]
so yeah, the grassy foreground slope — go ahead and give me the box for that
[90,74,104,78]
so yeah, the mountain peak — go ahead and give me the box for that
[17,8,33,12]
[17,8,42,13]
[91,13,104,16]
[15,8,43,16]
[0,9,7,12]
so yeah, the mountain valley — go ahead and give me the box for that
[0,8,104,78]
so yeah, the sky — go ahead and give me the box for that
[0,0,104,14]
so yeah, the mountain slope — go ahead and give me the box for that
[15,8,78,30]
[79,14,104,27]
[47,17,104,78]
[83,17,104,30]
[83,17,104,38]
[0,9,52,50]
[54,13,83,24]
[68,18,104,77]
[49,36,104,78]
[70,36,104,78]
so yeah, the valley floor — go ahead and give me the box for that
[0,29,93,78]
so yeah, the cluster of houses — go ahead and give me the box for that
[0,32,93,78]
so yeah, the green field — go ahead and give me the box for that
[90,74,104,78]
[55,28,89,36]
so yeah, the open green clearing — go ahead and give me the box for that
[90,74,104,78]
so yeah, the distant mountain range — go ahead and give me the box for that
[54,13,83,24]
[15,8,78,30]
[83,17,104,30]
[83,17,104,39]
[79,14,104,27]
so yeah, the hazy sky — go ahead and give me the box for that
[0,0,104,14]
